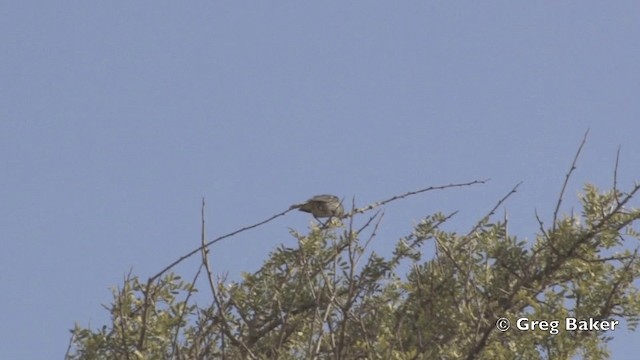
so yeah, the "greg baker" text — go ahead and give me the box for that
[565,318,619,331]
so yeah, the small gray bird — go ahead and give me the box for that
[290,194,344,219]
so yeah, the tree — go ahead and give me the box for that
[66,151,640,359]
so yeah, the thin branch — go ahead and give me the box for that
[200,198,217,299]
[361,212,384,253]
[350,179,489,216]
[553,129,589,232]
[412,211,458,269]
[64,329,77,359]
[613,146,621,204]
[149,208,292,283]
[463,182,522,240]
[503,208,509,242]
[356,209,382,235]
[116,284,132,360]
[211,273,255,358]
[137,279,153,350]
[170,262,203,359]
[598,249,638,320]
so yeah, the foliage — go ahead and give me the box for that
[67,183,640,360]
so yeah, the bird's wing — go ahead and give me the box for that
[310,194,340,202]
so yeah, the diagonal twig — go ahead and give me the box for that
[613,146,622,205]
[553,129,589,232]
[350,179,489,216]
[464,181,522,240]
[149,208,293,283]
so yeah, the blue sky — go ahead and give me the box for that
[2,2,639,358]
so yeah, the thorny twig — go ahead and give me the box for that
[350,179,489,217]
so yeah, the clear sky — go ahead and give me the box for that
[2,2,639,359]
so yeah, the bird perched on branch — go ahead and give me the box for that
[290,194,344,219]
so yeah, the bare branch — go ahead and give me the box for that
[356,209,383,235]
[613,145,621,203]
[149,208,292,283]
[464,182,522,240]
[361,212,384,252]
[350,179,489,216]
[553,129,589,232]
[200,198,217,298]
